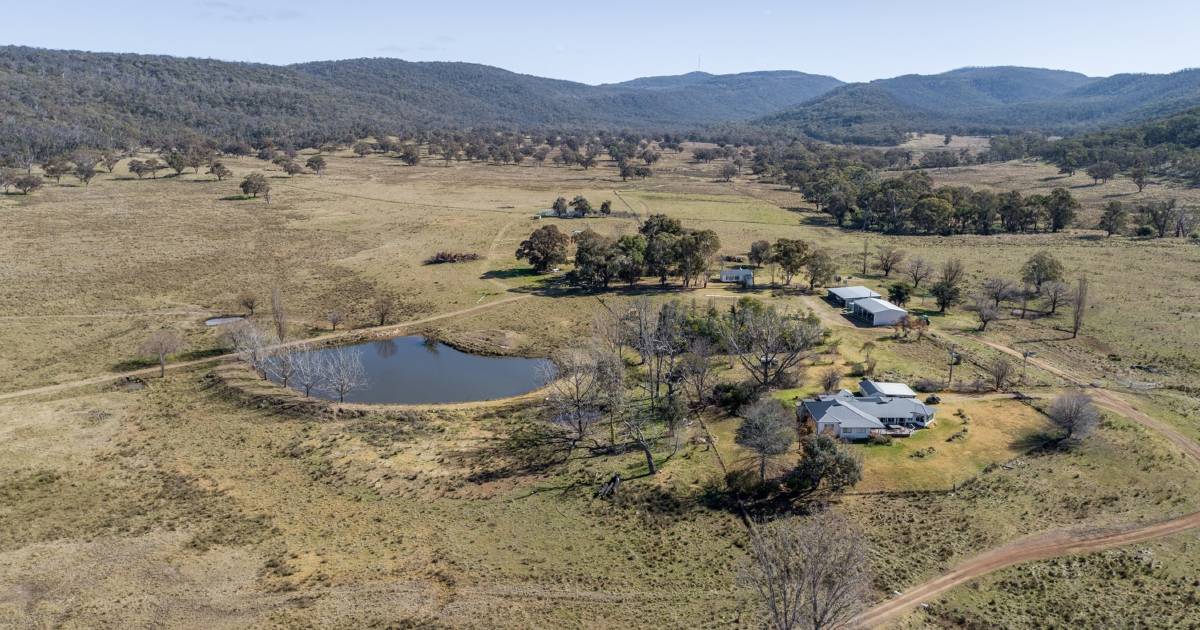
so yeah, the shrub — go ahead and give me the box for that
[924,394,941,405]
[713,381,757,414]
[1135,225,1156,237]
[847,362,866,377]
[867,433,893,446]
[914,378,943,393]
[424,251,481,265]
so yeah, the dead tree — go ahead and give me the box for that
[325,348,367,403]
[543,348,606,452]
[138,329,184,377]
[743,511,871,630]
[271,286,287,341]
[721,306,824,388]
[372,295,395,326]
[1047,390,1100,443]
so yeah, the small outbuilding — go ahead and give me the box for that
[719,268,754,287]
[851,297,908,327]
[827,286,882,307]
[859,379,917,399]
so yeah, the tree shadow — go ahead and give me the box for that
[458,422,570,483]
[798,214,835,227]
[1011,430,1067,454]
[219,194,256,201]
[481,268,540,281]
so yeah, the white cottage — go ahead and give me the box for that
[719,268,754,286]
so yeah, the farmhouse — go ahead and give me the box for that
[827,285,881,307]
[850,297,908,327]
[719,267,754,286]
[798,380,936,440]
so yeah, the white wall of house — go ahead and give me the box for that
[818,422,874,440]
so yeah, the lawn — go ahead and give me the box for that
[852,396,1052,492]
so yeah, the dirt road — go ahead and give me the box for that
[852,324,1200,627]
[852,509,1200,627]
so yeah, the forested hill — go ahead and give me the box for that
[755,66,1200,145]
[0,46,840,154]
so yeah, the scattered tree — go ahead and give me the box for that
[749,240,773,268]
[887,283,911,307]
[743,511,871,630]
[271,287,287,341]
[1086,161,1118,185]
[208,161,232,181]
[1020,251,1064,292]
[325,349,367,403]
[240,173,270,198]
[736,399,797,482]
[1047,391,1100,443]
[138,329,184,377]
[789,434,862,494]
[987,356,1014,391]
[1098,201,1127,237]
[1041,281,1071,315]
[237,290,259,315]
[721,305,824,388]
[873,246,906,277]
[804,249,837,292]
[516,225,570,272]
[371,295,395,326]
[904,257,932,288]
[818,367,842,394]
[326,310,344,331]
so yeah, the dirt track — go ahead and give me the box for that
[852,510,1200,627]
[0,294,533,403]
[853,328,1200,627]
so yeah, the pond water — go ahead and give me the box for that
[271,336,553,405]
[205,316,246,326]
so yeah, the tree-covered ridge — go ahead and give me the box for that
[0,46,841,156]
[755,66,1200,145]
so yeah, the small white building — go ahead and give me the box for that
[827,286,882,307]
[851,297,908,327]
[859,379,918,398]
[719,268,754,287]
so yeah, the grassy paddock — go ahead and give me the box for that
[2,145,1199,627]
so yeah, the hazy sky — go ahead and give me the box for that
[6,0,1198,84]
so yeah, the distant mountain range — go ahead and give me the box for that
[0,46,839,150]
[2,46,1200,152]
[753,66,1200,144]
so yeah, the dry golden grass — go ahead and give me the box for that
[3,146,1200,627]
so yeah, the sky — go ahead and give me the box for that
[5,0,1198,84]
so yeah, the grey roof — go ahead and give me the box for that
[801,397,885,430]
[801,392,935,428]
[860,380,917,398]
[828,286,881,300]
[853,297,906,315]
